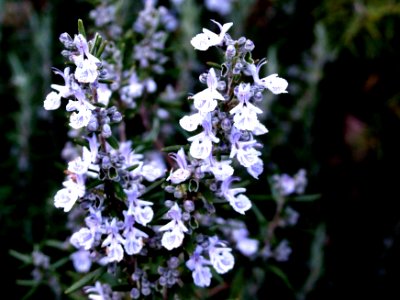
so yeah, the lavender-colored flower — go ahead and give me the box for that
[101,218,126,263]
[205,0,233,15]
[71,249,92,273]
[70,227,95,250]
[229,135,262,168]
[208,236,235,274]
[72,34,100,84]
[231,228,259,257]
[220,176,252,214]
[274,240,292,262]
[67,147,92,175]
[122,211,148,255]
[249,59,288,94]
[159,203,188,250]
[54,175,85,212]
[187,115,219,160]
[209,159,234,181]
[192,68,224,113]
[186,246,212,287]
[167,148,191,184]
[125,190,154,226]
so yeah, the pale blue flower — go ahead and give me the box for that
[71,249,92,273]
[186,246,212,287]
[208,236,235,274]
[159,203,188,250]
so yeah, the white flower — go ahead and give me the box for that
[69,109,92,129]
[167,148,191,184]
[249,60,288,94]
[236,238,259,257]
[232,106,260,131]
[50,67,73,98]
[191,20,233,51]
[167,168,191,184]
[72,34,100,84]
[126,191,154,226]
[210,160,234,181]
[252,122,269,135]
[208,237,235,274]
[102,219,126,263]
[70,227,95,250]
[141,161,166,182]
[188,131,215,160]
[231,228,259,257]
[123,228,148,255]
[220,176,252,214]
[74,58,99,83]
[97,83,112,106]
[188,118,220,160]
[43,91,61,110]
[159,203,188,250]
[54,187,79,212]
[230,139,262,168]
[192,68,224,113]
[179,113,203,132]
[67,147,92,175]
[190,33,211,51]
[260,74,288,94]
[229,194,252,215]
[161,227,185,251]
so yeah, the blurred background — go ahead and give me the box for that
[1,0,400,299]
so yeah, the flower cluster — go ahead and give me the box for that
[39,2,303,296]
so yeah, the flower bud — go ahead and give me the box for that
[101,123,112,138]
[244,39,255,51]
[226,44,236,59]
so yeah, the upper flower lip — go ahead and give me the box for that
[190,20,233,51]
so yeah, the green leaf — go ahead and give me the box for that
[91,33,102,55]
[96,40,108,58]
[142,178,165,196]
[161,145,188,152]
[267,265,293,290]
[98,78,114,84]
[188,179,199,192]
[106,136,120,149]
[290,194,321,202]
[65,267,106,294]
[43,239,67,250]
[86,178,103,189]
[93,102,107,108]
[9,249,32,264]
[229,267,244,299]
[206,61,222,69]
[77,19,86,39]
[248,194,275,201]
[50,256,70,270]
[16,280,38,287]
[125,164,140,172]
[251,202,267,225]
[244,51,254,64]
